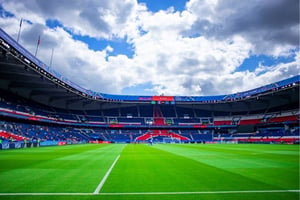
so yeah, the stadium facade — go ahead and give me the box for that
[0,28,299,149]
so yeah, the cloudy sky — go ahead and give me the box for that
[0,0,299,96]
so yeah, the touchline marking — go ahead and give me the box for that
[0,190,298,196]
[93,154,120,194]
[0,193,91,196]
[98,189,300,195]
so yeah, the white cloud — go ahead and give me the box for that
[0,0,298,96]
[185,0,299,56]
[1,0,140,39]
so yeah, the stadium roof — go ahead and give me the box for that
[0,28,299,111]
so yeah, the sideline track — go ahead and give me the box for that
[0,189,298,196]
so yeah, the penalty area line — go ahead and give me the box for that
[0,190,298,196]
[93,154,120,194]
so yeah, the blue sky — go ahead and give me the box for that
[46,19,135,58]
[138,0,187,12]
[0,0,299,96]
[237,53,297,73]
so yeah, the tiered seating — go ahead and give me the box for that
[195,109,213,117]
[152,105,165,125]
[213,126,299,144]
[139,105,153,117]
[0,121,89,142]
[103,108,119,117]
[0,130,28,141]
[160,105,176,117]
[0,88,298,145]
[176,107,194,118]
[214,111,299,126]
[135,130,190,142]
[120,107,138,117]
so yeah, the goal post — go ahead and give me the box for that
[163,137,180,144]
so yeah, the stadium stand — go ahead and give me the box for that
[0,27,299,149]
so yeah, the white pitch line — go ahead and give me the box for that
[93,154,120,194]
[0,193,91,196]
[98,189,300,195]
[0,190,298,196]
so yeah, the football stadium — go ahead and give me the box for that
[0,0,300,199]
[0,25,299,200]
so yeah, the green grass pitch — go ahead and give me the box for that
[0,143,299,200]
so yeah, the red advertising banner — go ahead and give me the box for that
[152,96,174,101]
